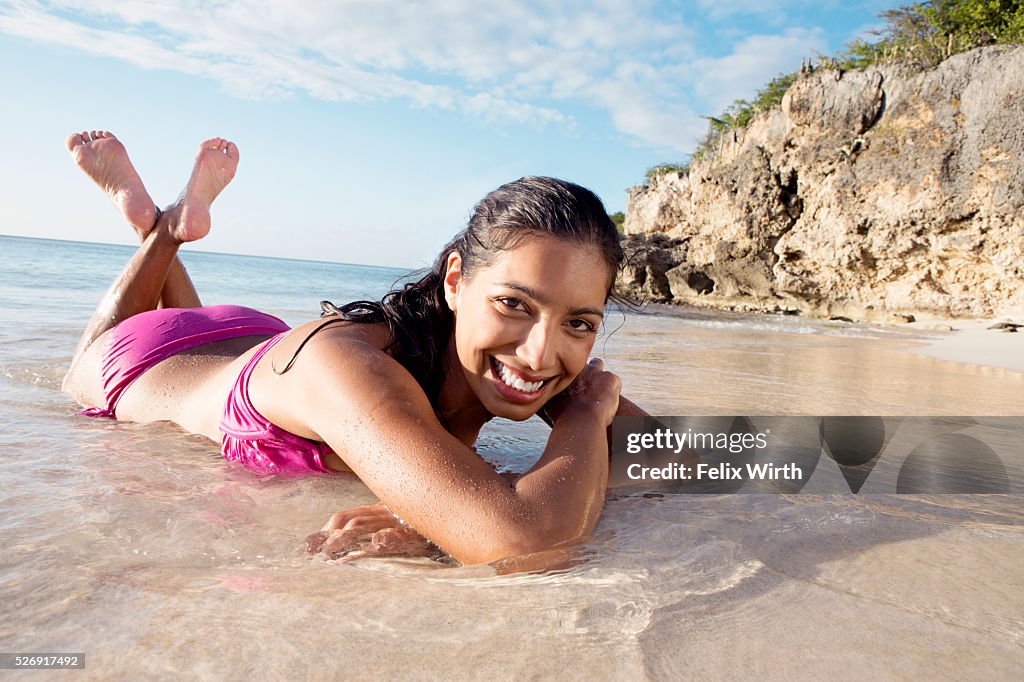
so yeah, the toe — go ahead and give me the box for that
[66,132,85,151]
[226,142,239,159]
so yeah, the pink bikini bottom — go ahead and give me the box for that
[80,305,336,475]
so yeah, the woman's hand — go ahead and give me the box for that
[539,358,621,427]
[303,503,443,563]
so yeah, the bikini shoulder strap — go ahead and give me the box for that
[271,301,351,375]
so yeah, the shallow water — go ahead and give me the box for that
[1,236,1022,679]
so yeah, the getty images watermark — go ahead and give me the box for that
[610,416,1022,494]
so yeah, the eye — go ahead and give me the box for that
[496,296,527,312]
[567,318,597,335]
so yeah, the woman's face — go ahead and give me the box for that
[443,233,612,421]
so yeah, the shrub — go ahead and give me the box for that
[645,1,1024,182]
[645,163,687,182]
[610,211,625,233]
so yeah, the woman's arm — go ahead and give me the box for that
[283,334,620,566]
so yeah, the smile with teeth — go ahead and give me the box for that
[491,357,548,394]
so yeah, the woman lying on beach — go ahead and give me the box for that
[63,130,646,567]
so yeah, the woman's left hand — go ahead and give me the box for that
[303,503,443,562]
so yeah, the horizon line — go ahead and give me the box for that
[0,233,420,273]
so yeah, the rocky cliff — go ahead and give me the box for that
[620,45,1024,322]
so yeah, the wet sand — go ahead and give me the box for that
[904,317,1024,374]
[2,307,1022,679]
[602,304,1024,417]
[1,239,1021,680]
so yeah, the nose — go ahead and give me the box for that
[518,320,558,372]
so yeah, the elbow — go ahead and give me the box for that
[451,538,563,567]
[449,514,592,566]
[453,540,536,567]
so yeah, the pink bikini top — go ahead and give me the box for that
[220,332,336,475]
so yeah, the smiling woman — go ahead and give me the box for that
[447,235,611,417]
[61,130,649,568]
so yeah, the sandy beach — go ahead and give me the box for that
[903,315,1024,375]
[613,303,1023,418]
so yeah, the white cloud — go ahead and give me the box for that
[0,0,823,153]
[688,27,827,114]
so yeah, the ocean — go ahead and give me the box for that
[1,234,1022,679]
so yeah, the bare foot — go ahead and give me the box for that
[66,130,156,236]
[165,137,240,243]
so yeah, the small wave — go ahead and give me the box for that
[0,362,65,390]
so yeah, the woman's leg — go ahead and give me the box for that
[67,130,202,308]
[64,135,240,378]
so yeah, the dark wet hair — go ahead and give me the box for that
[282,176,624,410]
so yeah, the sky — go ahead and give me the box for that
[0,0,891,269]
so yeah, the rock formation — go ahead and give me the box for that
[619,45,1024,321]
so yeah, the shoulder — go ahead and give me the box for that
[288,316,392,355]
[268,318,432,418]
[256,317,390,378]
[246,316,434,442]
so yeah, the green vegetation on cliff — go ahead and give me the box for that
[842,0,1024,68]
[610,211,625,233]
[645,0,1024,181]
